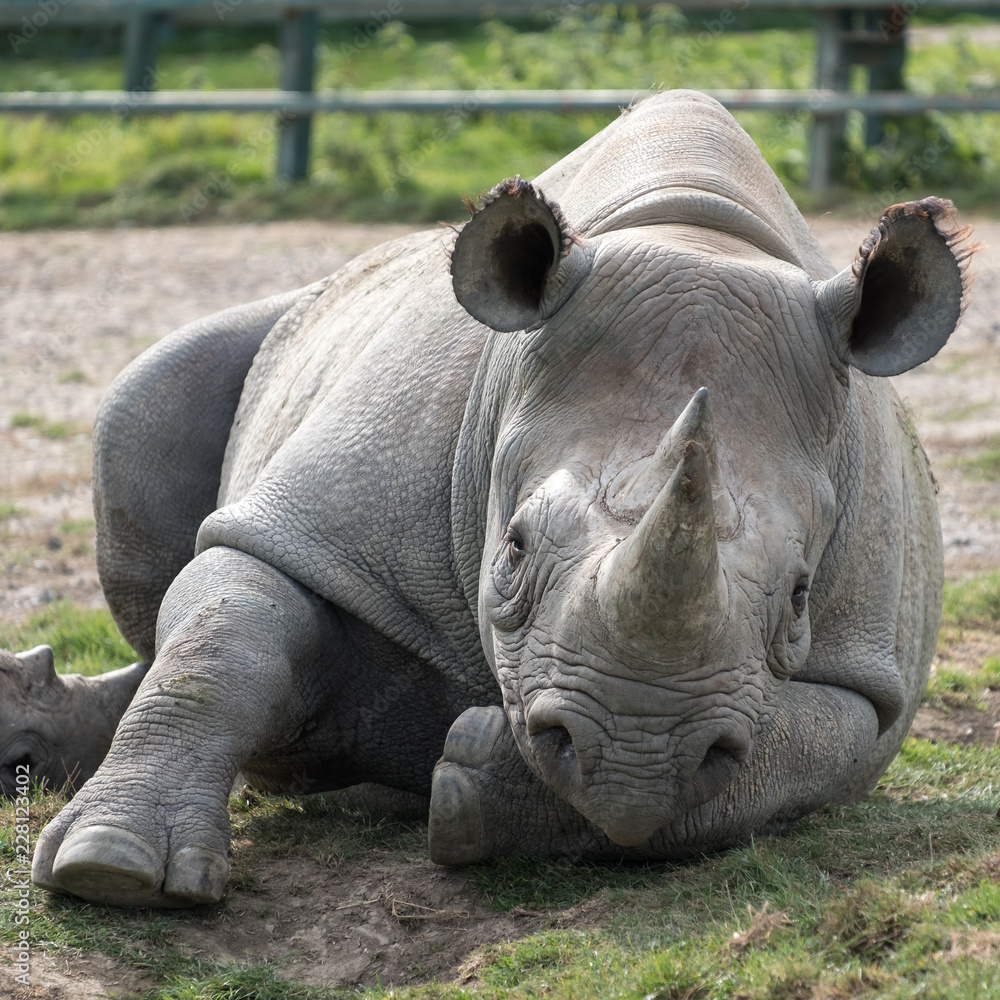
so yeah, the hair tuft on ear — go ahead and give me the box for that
[836,196,983,376]
[451,176,589,331]
[853,197,982,316]
[473,176,579,259]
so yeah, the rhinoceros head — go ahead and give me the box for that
[450,179,971,846]
[0,647,149,797]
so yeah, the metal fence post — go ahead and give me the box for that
[808,8,849,193]
[862,7,906,146]
[277,8,319,181]
[123,11,165,93]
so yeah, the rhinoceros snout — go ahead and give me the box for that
[523,692,751,845]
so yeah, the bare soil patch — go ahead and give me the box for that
[1,214,998,996]
[2,954,155,1000]
[165,855,545,989]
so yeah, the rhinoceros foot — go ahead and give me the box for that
[34,818,228,908]
[429,706,508,864]
[32,760,231,908]
[429,706,613,864]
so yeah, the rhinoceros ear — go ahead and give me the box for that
[451,177,591,332]
[13,646,59,691]
[816,198,976,377]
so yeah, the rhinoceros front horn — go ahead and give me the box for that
[597,430,728,654]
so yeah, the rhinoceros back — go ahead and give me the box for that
[535,90,834,280]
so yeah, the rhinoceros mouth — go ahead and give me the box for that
[509,678,755,843]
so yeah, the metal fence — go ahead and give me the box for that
[3,0,999,191]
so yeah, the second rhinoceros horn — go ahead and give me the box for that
[598,402,729,654]
[609,387,736,528]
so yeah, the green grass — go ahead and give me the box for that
[8,412,78,440]
[4,738,1000,999]
[924,665,988,709]
[3,11,1000,229]
[59,517,95,537]
[141,966,343,999]
[955,435,1000,482]
[0,601,136,676]
[0,500,25,521]
[941,572,1000,629]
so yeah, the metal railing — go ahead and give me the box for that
[4,0,999,192]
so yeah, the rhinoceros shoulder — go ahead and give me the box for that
[200,226,490,678]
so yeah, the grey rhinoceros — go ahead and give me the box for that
[17,90,971,908]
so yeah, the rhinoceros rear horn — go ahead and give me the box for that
[451,177,591,332]
[816,197,979,377]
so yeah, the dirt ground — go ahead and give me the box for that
[1,214,999,997]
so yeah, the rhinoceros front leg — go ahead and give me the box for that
[429,706,618,863]
[32,546,343,908]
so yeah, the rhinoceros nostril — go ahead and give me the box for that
[531,725,575,763]
[687,731,748,808]
[526,723,582,792]
[701,731,749,768]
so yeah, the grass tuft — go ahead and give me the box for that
[941,572,1000,629]
[138,963,341,999]
[0,500,26,521]
[0,601,136,676]
[815,879,930,962]
[8,412,78,440]
[923,665,987,709]
[957,435,1000,481]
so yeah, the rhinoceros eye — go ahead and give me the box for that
[791,578,809,617]
[506,527,526,562]
[488,526,533,631]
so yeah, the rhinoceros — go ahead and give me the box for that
[0,647,147,797]
[17,91,971,908]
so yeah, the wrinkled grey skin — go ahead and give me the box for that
[26,91,970,908]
